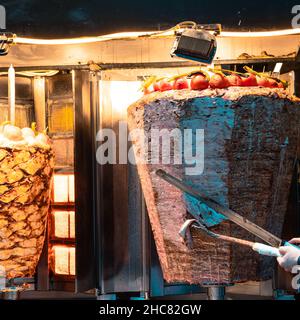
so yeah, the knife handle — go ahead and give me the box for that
[252,243,281,257]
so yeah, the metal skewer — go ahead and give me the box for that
[179,219,281,257]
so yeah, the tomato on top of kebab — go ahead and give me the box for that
[171,75,189,90]
[208,69,230,89]
[140,66,288,95]
[210,68,244,87]
[189,70,210,90]
[140,76,173,94]
[169,69,211,91]
[170,69,211,90]
[241,73,258,86]
[159,79,174,91]
[226,73,243,86]
[168,70,210,91]
[243,66,287,89]
[210,67,257,87]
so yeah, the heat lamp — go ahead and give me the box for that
[170,22,221,64]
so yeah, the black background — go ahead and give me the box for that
[0,300,298,318]
[0,300,299,320]
[1,0,300,38]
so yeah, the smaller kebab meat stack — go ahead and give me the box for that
[0,122,54,279]
[141,66,287,94]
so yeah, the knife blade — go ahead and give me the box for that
[156,169,283,248]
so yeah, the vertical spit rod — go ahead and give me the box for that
[207,286,225,300]
[8,64,15,124]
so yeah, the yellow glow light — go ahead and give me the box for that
[8,65,15,124]
[68,174,75,203]
[70,247,75,276]
[53,174,68,203]
[221,28,300,37]
[52,245,75,276]
[53,211,68,238]
[109,81,142,113]
[13,28,300,46]
[14,31,156,45]
[53,174,75,203]
[70,212,75,238]
[53,210,75,239]
[0,70,59,78]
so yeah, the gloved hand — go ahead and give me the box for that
[289,238,300,245]
[277,246,300,272]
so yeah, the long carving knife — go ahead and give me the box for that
[156,169,283,248]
